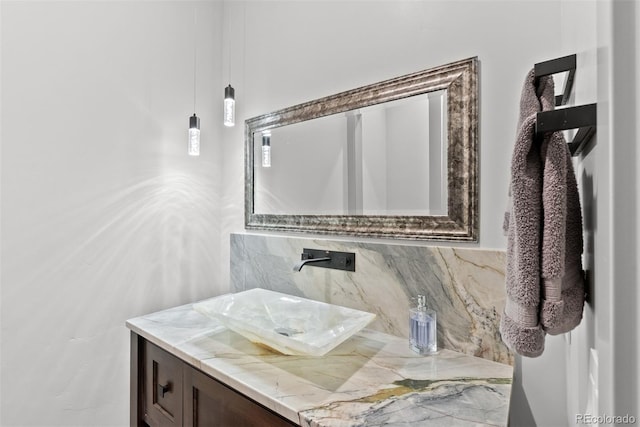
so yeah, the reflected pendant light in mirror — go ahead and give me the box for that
[261,131,271,167]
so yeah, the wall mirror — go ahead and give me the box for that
[245,57,478,241]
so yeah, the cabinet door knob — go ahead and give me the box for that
[157,382,171,398]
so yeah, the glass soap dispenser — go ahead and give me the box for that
[410,295,437,355]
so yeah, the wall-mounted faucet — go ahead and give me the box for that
[293,256,331,272]
[293,248,356,272]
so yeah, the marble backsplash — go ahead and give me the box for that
[231,233,513,365]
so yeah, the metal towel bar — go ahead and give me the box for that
[534,54,597,156]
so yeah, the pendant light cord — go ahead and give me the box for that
[193,8,197,115]
[228,16,231,84]
[242,2,246,91]
[225,0,231,84]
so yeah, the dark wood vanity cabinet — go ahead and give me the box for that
[142,338,183,426]
[131,332,298,427]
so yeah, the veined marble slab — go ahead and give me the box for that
[231,233,513,365]
[127,301,513,427]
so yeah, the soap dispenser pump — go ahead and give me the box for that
[409,295,437,355]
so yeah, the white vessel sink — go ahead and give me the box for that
[193,288,376,356]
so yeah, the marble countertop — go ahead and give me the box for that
[126,300,513,427]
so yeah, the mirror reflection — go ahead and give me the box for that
[254,91,448,216]
[245,57,478,241]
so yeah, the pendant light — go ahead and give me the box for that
[188,114,200,156]
[224,84,235,127]
[223,1,235,127]
[188,9,200,156]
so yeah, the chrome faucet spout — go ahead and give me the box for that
[293,257,331,272]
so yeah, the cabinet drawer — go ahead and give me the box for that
[132,334,300,427]
[143,341,183,427]
[183,366,298,427]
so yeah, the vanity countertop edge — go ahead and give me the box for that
[126,298,514,427]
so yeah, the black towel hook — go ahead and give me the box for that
[534,54,597,157]
[534,54,576,107]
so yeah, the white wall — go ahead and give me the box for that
[609,0,639,419]
[1,1,223,425]
[559,2,601,425]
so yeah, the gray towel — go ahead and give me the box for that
[500,69,585,357]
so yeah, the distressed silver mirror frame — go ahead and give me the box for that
[245,57,478,241]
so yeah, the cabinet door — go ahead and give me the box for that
[143,341,184,427]
[183,366,298,427]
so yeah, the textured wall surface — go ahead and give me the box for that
[1,2,223,425]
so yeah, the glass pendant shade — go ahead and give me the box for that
[188,114,200,156]
[224,84,235,127]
